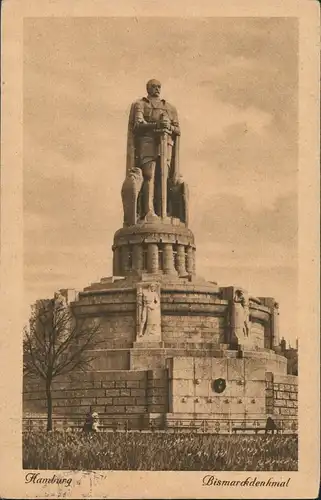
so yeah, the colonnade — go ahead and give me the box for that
[113,243,196,277]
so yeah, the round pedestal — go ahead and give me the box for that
[112,222,196,278]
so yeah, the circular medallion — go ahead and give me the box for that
[212,378,226,393]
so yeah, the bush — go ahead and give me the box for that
[23,430,298,471]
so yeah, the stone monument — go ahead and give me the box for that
[23,80,298,434]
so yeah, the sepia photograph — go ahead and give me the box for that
[22,15,299,472]
[0,1,319,499]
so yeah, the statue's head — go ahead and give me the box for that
[54,290,64,302]
[234,289,247,306]
[146,79,161,98]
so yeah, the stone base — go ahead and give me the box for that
[23,356,297,433]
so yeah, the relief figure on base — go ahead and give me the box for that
[230,289,250,346]
[136,283,161,339]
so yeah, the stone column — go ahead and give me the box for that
[163,243,176,275]
[120,245,131,274]
[186,246,194,274]
[113,246,121,276]
[176,244,186,276]
[147,243,159,274]
[272,302,280,348]
[132,245,143,273]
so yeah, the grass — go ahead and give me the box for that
[23,430,298,471]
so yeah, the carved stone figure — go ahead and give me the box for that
[54,290,67,310]
[123,79,188,225]
[137,283,161,339]
[231,289,250,345]
[121,167,143,226]
[53,291,71,342]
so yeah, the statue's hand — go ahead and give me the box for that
[172,174,183,186]
[159,119,172,132]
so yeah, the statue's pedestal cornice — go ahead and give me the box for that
[133,341,164,349]
[114,222,195,246]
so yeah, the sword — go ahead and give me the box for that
[159,114,168,219]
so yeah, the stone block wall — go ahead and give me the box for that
[130,346,224,371]
[77,315,136,349]
[161,315,224,344]
[167,356,268,419]
[85,349,130,370]
[147,369,169,414]
[265,372,298,419]
[129,346,288,374]
[130,348,168,371]
[23,369,169,429]
[161,290,226,344]
[72,289,137,349]
[73,288,229,348]
[70,283,274,354]
[243,349,288,375]
[97,316,136,348]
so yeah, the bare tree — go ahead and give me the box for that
[23,297,102,431]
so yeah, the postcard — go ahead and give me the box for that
[0,0,319,498]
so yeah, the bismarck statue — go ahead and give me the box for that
[122,79,189,226]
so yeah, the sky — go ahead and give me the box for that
[23,17,298,343]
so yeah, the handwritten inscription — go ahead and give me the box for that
[25,472,72,487]
[202,475,291,487]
